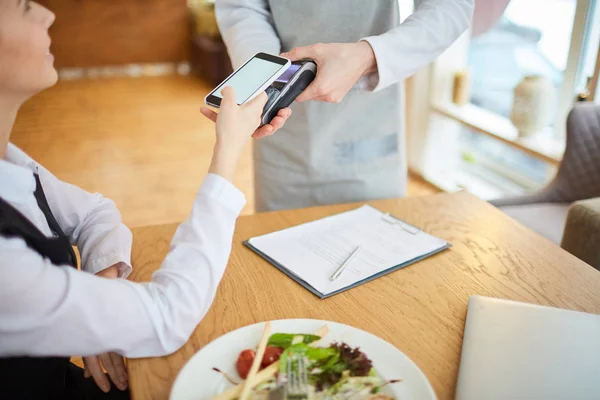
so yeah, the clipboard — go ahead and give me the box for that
[244,239,450,299]
[243,205,451,299]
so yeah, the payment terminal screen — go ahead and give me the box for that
[214,57,285,104]
[276,64,301,83]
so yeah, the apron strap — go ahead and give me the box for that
[33,174,71,241]
[0,175,77,268]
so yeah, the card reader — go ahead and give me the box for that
[261,60,317,126]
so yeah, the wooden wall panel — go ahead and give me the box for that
[39,0,190,68]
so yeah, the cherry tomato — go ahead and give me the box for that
[236,349,256,379]
[261,346,284,368]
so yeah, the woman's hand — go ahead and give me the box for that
[95,262,125,279]
[200,87,271,182]
[83,353,128,393]
[200,89,291,141]
[85,266,128,392]
[281,41,377,103]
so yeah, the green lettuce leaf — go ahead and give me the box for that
[277,342,376,393]
[278,344,338,374]
[267,333,321,349]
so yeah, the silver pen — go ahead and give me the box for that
[329,246,362,281]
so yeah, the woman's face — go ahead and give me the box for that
[0,0,57,100]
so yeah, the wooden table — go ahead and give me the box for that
[127,192,600,400]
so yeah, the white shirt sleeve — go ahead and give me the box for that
[0,174,246,359]
[215,0,282,69]
[35,164,133,277]
[360,0,474,92]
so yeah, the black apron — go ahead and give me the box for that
[0,174,77,399]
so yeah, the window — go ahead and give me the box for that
[469,0,578,121]
[407,0,600,200]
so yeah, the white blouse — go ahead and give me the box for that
[0,144,245,358]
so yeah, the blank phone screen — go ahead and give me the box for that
[213,58,285,104]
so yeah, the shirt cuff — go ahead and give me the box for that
[359,37,389,93]
[198,173,246,215]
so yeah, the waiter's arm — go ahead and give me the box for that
[215,0,291,137]
[361,0,474,92]
[284,0,474,102]
[215,0,282,69]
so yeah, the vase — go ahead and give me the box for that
[453,68,471,106]
[510,75,555,138]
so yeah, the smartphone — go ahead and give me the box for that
[205,53,291,107]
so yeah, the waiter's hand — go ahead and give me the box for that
[83,353,128,393]
[282,41,377,103]
[200,96,292,140]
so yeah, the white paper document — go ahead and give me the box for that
[247,205,449,297]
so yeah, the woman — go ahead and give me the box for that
[0,1,290,399]
[216,0,473,212]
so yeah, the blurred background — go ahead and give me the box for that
[408,0,600,199]
[10,0,600,229]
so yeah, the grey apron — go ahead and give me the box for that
[256,0,406,211]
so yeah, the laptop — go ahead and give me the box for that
[455,296,600,400]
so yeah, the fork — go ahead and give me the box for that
[285,354,310,399]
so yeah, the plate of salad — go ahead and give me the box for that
[170,319,436,400]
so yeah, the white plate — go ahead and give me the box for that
[170,319,437,400]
